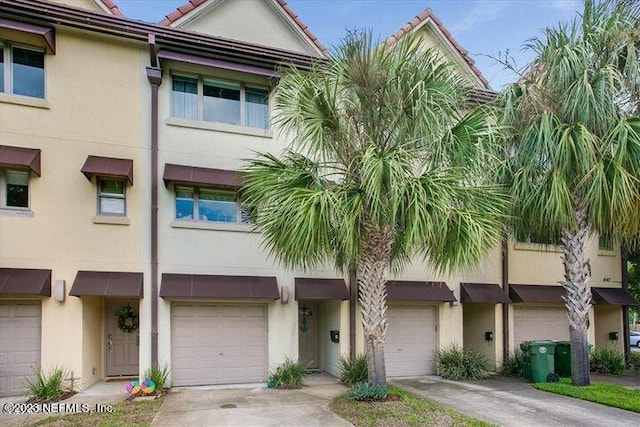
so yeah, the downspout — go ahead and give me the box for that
[146,34,161,367]
[621,246,630,360]
[349,265,357,358]
[501,237,510,361]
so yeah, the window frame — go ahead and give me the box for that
[598,233,614,252]
[96,177,127,217]
[170,72,269,130]
[0,168,31,210]
[0,41,46,99]
[174,184,248,224]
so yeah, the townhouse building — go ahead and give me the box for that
[0,0,635,396]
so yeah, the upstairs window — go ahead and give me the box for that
[0,43,45,99]
[98,178,126,216]
[171,75,269,129]
[598,233,614,251]
[1,169,30,209]
[175,186,250,224]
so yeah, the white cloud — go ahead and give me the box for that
[450,1,513,34]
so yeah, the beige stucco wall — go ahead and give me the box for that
[0,28,148,390]
[177,0,319,56]
[594,305,624,353]
[463,303,501,369]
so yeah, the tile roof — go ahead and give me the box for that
[96,0,123,17]
[157,0,328,56]
[387,8,490,89]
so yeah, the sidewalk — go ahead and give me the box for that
[0,381,129,427]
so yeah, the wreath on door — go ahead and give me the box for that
[115,305,138,333]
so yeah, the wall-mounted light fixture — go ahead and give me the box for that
[54,280,66,302]
[299,304,312,333]
[280,286,289,304]
[485,331,494,342]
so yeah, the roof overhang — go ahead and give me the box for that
[163,164,241,189]
[160,274,279,299]
[592,287,638,306]
[0,268,51,296]
[81,155,134,185]
[0,17,55,53]
[0,145,42,176]
[295,278,349,300]
[70,271,143,298]
[461,283,510,303]
[386,281,456,302]
[158,50,280,78]
[509,284,565,303]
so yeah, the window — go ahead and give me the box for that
[516,231,561,246]
[598,233,614,251]
[0,43,45,99]
[171,75,269,129]
[1,170,30,208]
[98,178,126,216]
[175,186,250,223]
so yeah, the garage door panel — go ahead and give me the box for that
[513,306,569,346]
[172,303,267,386]
[385,306,436,377]
[0,302,41,397]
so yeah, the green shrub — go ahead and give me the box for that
[144,363,171,392]
[628,352,640,372]
[590,347,625,375]
[267,357,306,389]
[501,351,523,377]
[24,366,69,402]
[435,344,492,380]
[337,354,369,386]
[346,381,388,401]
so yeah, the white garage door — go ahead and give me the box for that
[0,302,41,396]
[385,305,437,377]
[171,303,267,386]
[513,306,569,347]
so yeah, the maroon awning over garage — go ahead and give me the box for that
[163,164,241,189]
[160,274,279,299]
[0,145,41,176]
[386,281,456,302]
[509,284,565,303]
[295,278,349,300]
[461,283,510,303]
[0,268,51,296]
[70,271,143,298]
[591,287,638,306]
[81,155,134,184]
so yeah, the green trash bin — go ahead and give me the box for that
[528,340,556,383]
[554,341,593,377]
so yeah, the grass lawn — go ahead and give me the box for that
[329,386,493,427]
[31,397,164,427]
[534,378,640,413]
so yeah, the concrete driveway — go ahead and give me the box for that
[151,382,352,427]
[392,375,639,427]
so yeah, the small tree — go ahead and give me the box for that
[243,31,507,385]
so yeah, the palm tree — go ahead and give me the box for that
[242,32,508,385]
[501,0,640,386]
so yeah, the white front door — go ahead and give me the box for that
[106,300,139,377]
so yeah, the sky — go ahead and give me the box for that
[114,0,585,89]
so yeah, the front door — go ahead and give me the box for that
[106,300,139,377]
[298,301,319,370]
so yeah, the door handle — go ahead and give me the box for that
[107,333,113,354]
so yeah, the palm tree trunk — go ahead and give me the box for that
[358,222,394,386]
[560,205,592,386]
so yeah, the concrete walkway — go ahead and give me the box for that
[392,375,640,427]
[152,378,351,427]
[0,380,129,426]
